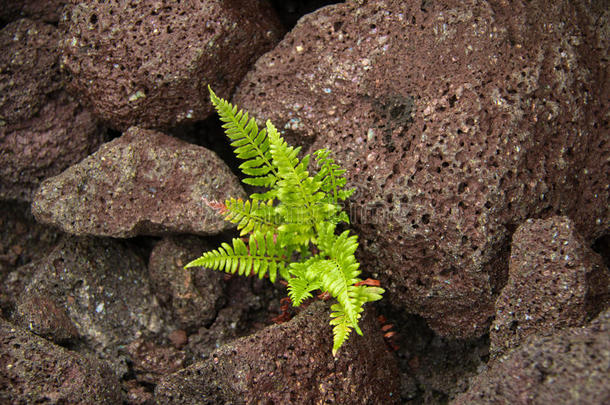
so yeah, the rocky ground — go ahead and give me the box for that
[0,0,608,404]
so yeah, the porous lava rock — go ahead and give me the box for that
[0,19,103,202]
[0,200,60,278]
[17,236,167,377]
[148,236,225,330]
[0,0,67,24]
[490,216,609,358]
[14,294,80,344]
[453,308,610,404]
[234,0,609,338]
[32,127,246,238]
[0,18,103,202]
[59,0,283,130]
[126,338,185,385]
[0,319,122,404]
[155,301,399,404]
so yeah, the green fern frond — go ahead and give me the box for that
[329,303,355,357]
[185,87,385,356]
[287,258,323,305]
[185,231,288,283]
[208,87,277,192]
[313,148,355,204]
[224,198,280,236]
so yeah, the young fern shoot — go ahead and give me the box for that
[185,87,384,356]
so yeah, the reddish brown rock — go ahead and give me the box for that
[490,216,609,358]
[453,308,610,405]
[0,0,67,24]
[234,0,609,338]
[0,19,103,201]
[14,294,79,344]
[155,301,399,404]
[148,236,225,330]
[59,0,283,131]
[32,127,246,238]
[126,338,185,384]
[0,319,122,404]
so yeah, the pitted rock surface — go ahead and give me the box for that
[0,19,61,123]
[0,1,67,24]
[0,319,123,404]
[453,308,610,405]
[148,236,225,330]
[59,0,283,130]
[155,301,399,404]
[0,19,103,201]
[234,0,609,338]
[490,216,609,358]
[32,127,246,238]
[19,236,167,377]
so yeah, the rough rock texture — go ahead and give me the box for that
[491,216,609,358]
[234,0,609,338]
[0,19,103,201]
[32,127,246,237]
[14,294,80,344]
[59,0,283,130]
[0,19,61,123]
[149,236,226,330]
[453,308,610,405]
[155,301,399,404]
[17,236,167,377]
[0,200,60,277]
[126,338,185,385]
[0,0,67,24]
[0,319,123,404]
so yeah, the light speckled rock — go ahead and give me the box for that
[32,127,246,238]
[59,0,283,130]
[18,236,168,377]
[234,0,609,338]
[490,216,609,358]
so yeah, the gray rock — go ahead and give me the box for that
[155,301,399,404]
[491,216,609,358]
[148,236,225,330]
[18,236,167,377]
[0,319,122,404]
[32,127,246,238]
[234,0,609,338]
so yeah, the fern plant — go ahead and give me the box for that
[186,87,384,356]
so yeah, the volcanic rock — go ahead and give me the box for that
[0,319,122,404]
[453,308,610,404]
[59,0,283,130]
[234,0,609,338]
[32,127,245,238]
[0,19,103,201]
[17,236,167,377]
[490,216,609,358]
[148,236,225,330]
[155,301,399,404]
